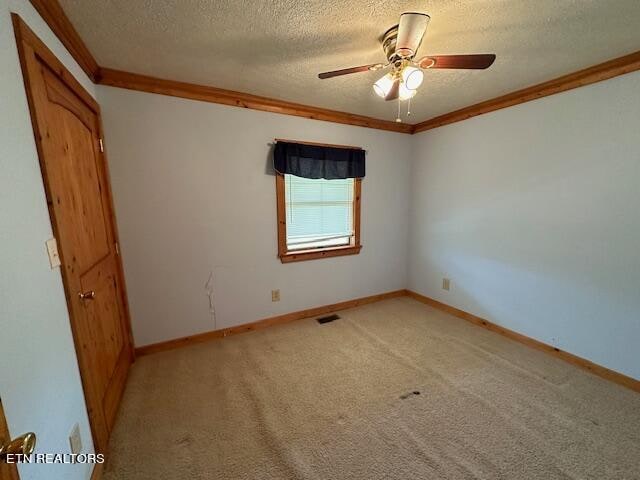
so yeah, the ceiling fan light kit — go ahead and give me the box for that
[373,72,394,98]
[318,11,496,122]
[398,83,417,101]
[402,66,424,90]
[373,64,423,98]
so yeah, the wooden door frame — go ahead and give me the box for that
[0,399,20,480]
[11,14,135,453]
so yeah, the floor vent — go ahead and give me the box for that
[317,314,340,324]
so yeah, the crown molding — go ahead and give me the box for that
[412,50,640,133]
[29,0,100,82]
[28,1,410,133]
[28,0,640,135]
[97,68,413,133]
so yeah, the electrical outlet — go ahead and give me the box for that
[69,423,82,455]
[442,278,451,291]
[271,289,280,302]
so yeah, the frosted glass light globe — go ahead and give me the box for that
[402,66,423,90]
[373,73,394,98]
[399,83,417,100]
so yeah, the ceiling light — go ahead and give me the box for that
[399,83,417,101]
[402,66,423,90]
[373,73,394,98]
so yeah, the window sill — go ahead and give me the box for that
[279,244,362,263]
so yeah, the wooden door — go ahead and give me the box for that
[13,16,134,453]
[0,400,19,480]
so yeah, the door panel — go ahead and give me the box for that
[42,67,111,274]
[80,258,125,399]
[14,18,133,453]
[103,347,131,433]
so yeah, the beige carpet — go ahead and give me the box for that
[103,297,640,479]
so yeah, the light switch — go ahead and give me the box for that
[46,237,61,268]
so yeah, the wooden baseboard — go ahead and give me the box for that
[90,463,104,480]
[135,289,408,356]
[406,290,640,393]
[135,288,639,394]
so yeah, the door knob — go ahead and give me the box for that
[78,290,95,300]
[0,432,36,462]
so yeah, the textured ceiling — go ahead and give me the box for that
[59,0,640,123]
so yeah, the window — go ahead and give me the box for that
[276,173,361,262]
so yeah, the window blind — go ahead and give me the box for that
[285,174,354,250]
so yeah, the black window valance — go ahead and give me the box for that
[274,141,365,180]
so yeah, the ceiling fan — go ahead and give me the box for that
[318,12,496,119]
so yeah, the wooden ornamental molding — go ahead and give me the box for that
[275,172,362,263]
[29,0,100,82]
[406,291,640,394]
[13,13,136,454]
[412,50,640,133]
[28,0,640,134]
[134,287,640,395]
[97,68,412,133]
[135,290,407,356]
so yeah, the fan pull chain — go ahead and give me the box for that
[396,97,401,123]
[407,97,411,117]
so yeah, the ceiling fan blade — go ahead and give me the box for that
[318,63,384,79]
[385,79,400,101]
[418,54,496,70]
[395,12,430,58]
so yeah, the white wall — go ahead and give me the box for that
[97,86,411,347]
[1,7,636,480]
[408,70,640,380]
[0,2,96,480]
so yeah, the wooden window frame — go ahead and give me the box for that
[276,173,362,263]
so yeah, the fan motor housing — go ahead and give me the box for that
[381,25,400,62]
